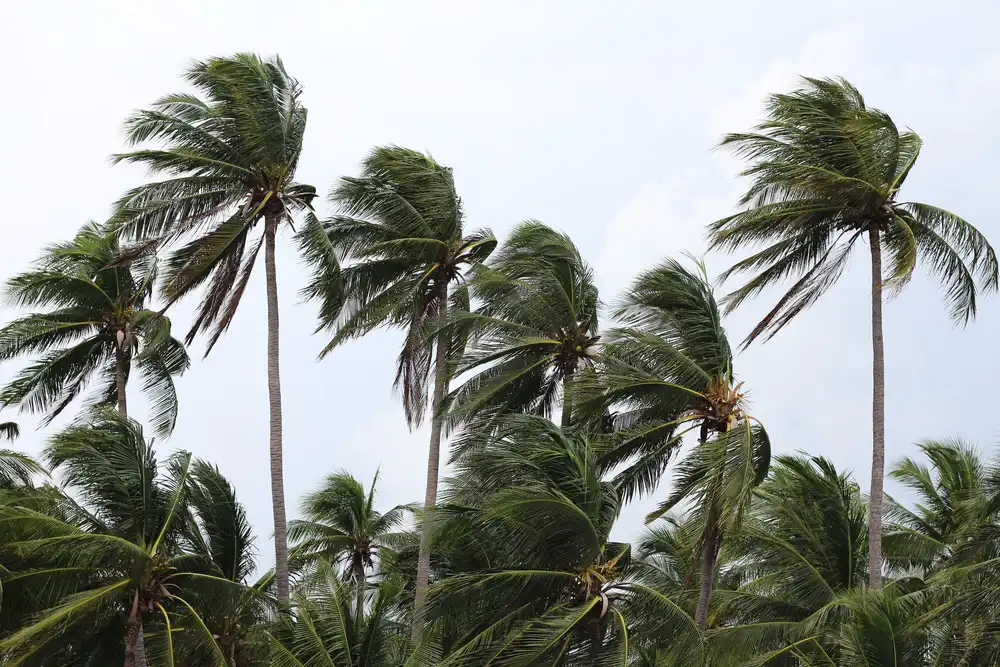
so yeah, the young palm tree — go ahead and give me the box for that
[442,220,599,442]
[288,471,408,606]
[424,414,702,666]
[109,53,342,603]
[884,440,991,575]
[269,564,413,667]
[0,410,245,666]
[321,146,495,636]
[706,455,869,664]
[181,459,273,667]
[586,256,769,629]
[0,222,189,435]
[709,76,998,588]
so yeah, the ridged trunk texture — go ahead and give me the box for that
[118,346,147,667]
[867,228,886,589]
[411,280,450,644]
[264,215,290,604]
[695,522,717,630]
[561,371,574,427]
[115,340,127,415]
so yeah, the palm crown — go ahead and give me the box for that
[110,53,340,350]
[322,145,495,423]
[0,411,251,666]
[0,222,189,434]
[289,471,408,585]
[710,76,998,344]
[443,220,599,437]
[425,415,702,666]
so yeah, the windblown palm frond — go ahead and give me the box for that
[322,145,495,425]
[110,53,341,351]
[0,409,245,666]
[581,256,769,632]
[0,222,190,434]
[289,470,409,586]
[710,76,997,345]
[583,256,744,503]
[442,220,599,446]
[424,414,702,666]
[269,563,410,667]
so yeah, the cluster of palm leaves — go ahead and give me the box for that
[0,55,996,665]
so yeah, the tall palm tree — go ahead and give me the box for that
[289,471,408,607]
[424,414,702,666]
[709,76,998,587]
[0,410,245,666]
[321,146,495,637]
[109,53,342,603]
[441,220,599,443]
[585,256,769,629]
[0,222,189,435]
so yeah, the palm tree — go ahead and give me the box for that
[181,459,273,667]
[705,455,868,664]
[321,145,495,636]
[289,471,408,607]
[0,410,246,666]
[709,76,998,588]
[884,440,992,575]
[268,564,412,667]
[424,414,702,666]
[109,53,342,603]
[442,220,599,443]
[0,222,189,435]
[585,256,769,629]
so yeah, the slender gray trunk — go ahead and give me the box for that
[264,215,289,604]
[411,280,450,644]
[867,228,885,590]
[117,346,147,667]
[115,340,127,416]
[561,371,573,428]
[695,520,717,630]
[355,559,366,623]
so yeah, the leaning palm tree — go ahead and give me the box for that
[0,222,189,434]
[289,471,408,605]
[321,146,495,636]
[0,410,244,666]
[584,256,769,629]
[442,220,599,443]
[109,53,342,603]
[709,76,998,587]
[423,414,702,666]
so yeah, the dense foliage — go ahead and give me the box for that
[0,58,996,666]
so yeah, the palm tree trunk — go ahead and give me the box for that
[115,339,127,415]
[123,591,147,667]
[867,227,886,590]
[264,214,290,605]
[355,560,366,623]
[411,280,450,644]
[694,522,717,630]
[117,345,148,667]
[561,371,574,427]
[125,618,140,667]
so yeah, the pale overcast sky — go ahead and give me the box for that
[5,1,1000,567]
